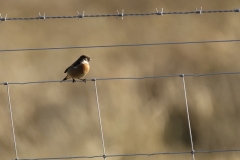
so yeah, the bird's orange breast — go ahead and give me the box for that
[82,63,90,75]
[67,63,90,79]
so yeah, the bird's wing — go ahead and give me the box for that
[64,59,81,73]
[64,67,69,73]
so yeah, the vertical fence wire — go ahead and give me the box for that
[181,75,195,160]
[5,82,19,160]
[93,79,107,160]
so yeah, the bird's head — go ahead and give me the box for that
[79,55,92,62]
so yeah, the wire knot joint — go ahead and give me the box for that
[156,8,164,16]
[0,13,7,22]
[38,12,46,21]
[117,9,124,20]
[195,7,202,15]
[180,74,185,77]
[234,8,240,14]
[77,11,85,20]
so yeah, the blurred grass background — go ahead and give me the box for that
[1,0,240,160]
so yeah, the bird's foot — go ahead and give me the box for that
[72,79,76,83]
[61,77,67,83]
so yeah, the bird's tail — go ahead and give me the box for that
[60,76,68,83]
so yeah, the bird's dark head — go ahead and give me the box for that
[79,55,91,62]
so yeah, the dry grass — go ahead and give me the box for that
[1,0,240,159]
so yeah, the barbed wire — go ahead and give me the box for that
[1,39,240,53]
[1,7,240,22]
[4,72,240,160]
[1,71,240,85]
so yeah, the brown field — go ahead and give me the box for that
[1,0,240,160]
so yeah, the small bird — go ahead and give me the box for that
[61,55,91,83]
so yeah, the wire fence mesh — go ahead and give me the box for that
[3,72,240,160]
[2,6,240,160]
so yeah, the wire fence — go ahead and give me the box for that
[1,39,240,53]
[0,7,240,22]
[3,72,240,160]
[2,71,240,85]
[2,6,240,160]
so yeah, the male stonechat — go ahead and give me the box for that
[61,55,91,83]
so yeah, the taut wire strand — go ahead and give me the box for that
[14,149,240,160]
[5,82,19,160]
[181,75,195,160]
[93,79,107,160]
[1,71,240,85]
[0,39,240,52]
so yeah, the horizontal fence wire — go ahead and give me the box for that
[0,8,240,22]
[1,39,240,52]
[11,149,240,160]
[1,71,240,85]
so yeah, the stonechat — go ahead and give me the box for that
[61,55,91,83]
